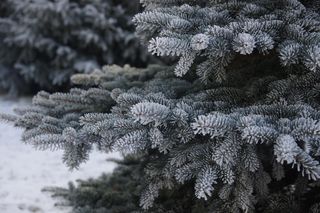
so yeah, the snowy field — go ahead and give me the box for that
[0,97,120,213]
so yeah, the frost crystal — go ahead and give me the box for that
[131,102,170,126]
[274,135,298,164]
[304,46,320,72]
[233,33,256,55]
[191,34,210,51]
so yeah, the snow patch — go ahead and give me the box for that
[0,97,120,213]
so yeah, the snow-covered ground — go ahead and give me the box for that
[0,97,120,213]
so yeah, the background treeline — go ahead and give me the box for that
[0,0,148,95]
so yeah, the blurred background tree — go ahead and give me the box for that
[0,0,149,95]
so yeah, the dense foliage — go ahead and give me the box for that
[2,0,320,212]
[0,0,148,95]
[47,158,143,213]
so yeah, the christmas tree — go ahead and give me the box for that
[2,0,320,212]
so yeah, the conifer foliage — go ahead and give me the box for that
[0,0,148,95]
[2,0,320,212]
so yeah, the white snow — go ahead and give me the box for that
[0,97,120,213]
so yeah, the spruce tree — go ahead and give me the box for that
[0,0,148,95]
[2,0,320,212]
